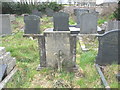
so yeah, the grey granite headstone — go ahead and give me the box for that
[106,20,120,31]
[32,9,42,18]
[45,8,54,17]
[53,12,69,31]
[24,15,40,34]
[96,29,120,65]
[80,13,98,34]
[0,14,12,35]
[74,8,89,28]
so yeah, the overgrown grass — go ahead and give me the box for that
[1,16,118,88]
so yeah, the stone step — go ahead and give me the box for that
[0,52,11,65]
[6,58,16,75]
[0,47,6,57]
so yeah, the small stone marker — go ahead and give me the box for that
[32,9,42,18]
[45,8,54,17]
[80,13,98,34]
[96,29,120,65]
[24,15,40,34]
[0,14,12,35]
[53,12,69,31]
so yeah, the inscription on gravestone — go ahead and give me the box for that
[80,13,98,34]
[24,15,40,34]
[96,29,120,65]
[53,12,69,31]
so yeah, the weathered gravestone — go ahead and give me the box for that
[74,8,89,28]
[0,14,12,35]
[24,15,40,34]
[32,9,42,18]
[80,13,98,34]
[96,29,120,65]
[37,29,77,72]
[53,12,69,31]
[45,8,54,17]
[106,20,120,31]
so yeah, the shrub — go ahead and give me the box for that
[113,1,120,20]
[2,2,63,15]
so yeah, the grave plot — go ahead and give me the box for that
[0,47,17,89]
[1,12,119,88]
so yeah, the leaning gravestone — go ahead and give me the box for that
[96,29,120,65]
[24,15,40,34]
[0,14,12,35]
[53,12,69,31]
[32,9,42,18]
[74,8,89,28]
[45,8,54,17]
[106,20,120,31]
[80,13,98,34]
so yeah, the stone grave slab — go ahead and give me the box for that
[0,14,12,35]
[80,13,98,34]
[24,15,40,34]
[96,29,120,65]
[0,65,7,82]
[53,12,69,31]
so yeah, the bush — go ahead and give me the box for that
[2,2,63,15]
[113,1,120,20]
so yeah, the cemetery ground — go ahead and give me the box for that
[0,16,118,88]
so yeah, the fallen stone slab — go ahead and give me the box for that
[0,64,7,82]
[6,58,16,75]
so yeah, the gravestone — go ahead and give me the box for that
[106,20,120,31]
[32,9,42,18]
[24,15,40,34]
[74,8,89,28]
[96,29,120,65]
[0,14,12,35]
[45,8,54,17]
[53,12,69,31]
[37,29,77,71]
[10,14,16,22]
[80,13,98,34]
